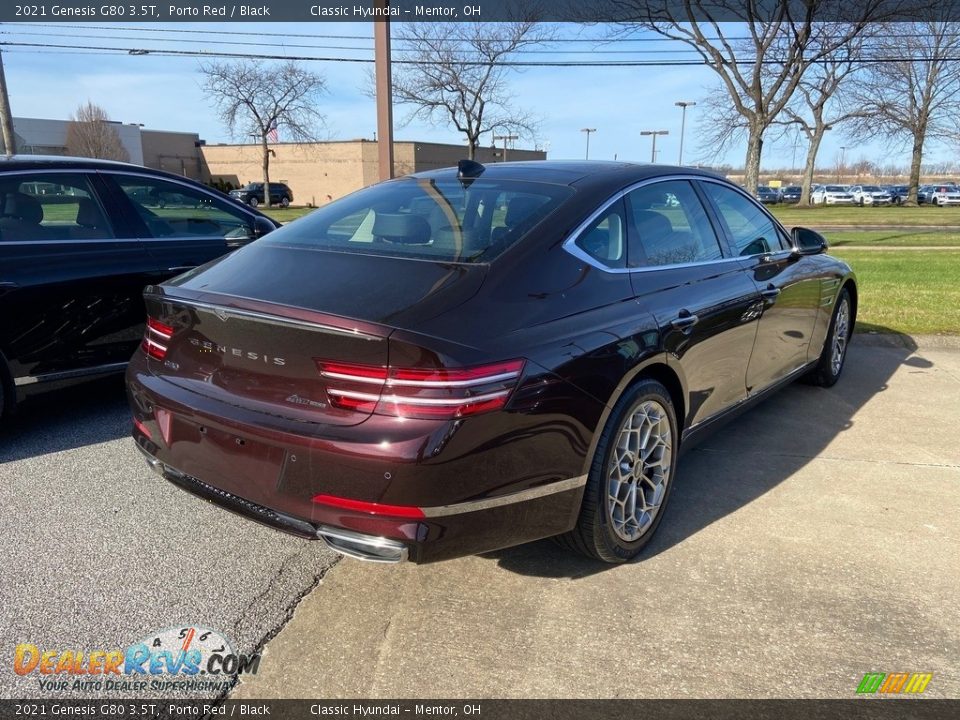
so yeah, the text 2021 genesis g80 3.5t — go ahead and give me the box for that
[127,161,856,564]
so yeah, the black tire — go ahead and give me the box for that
[558,379,679,563]
[280,197,290,208]
[807,288,853,387]
[249,197,259,208]
[858,197,864,207]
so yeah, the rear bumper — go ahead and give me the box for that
[126,358,595,563]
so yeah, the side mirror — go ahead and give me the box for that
[792,226,828,255]
[253,215,277,238]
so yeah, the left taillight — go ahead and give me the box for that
[141,317,174,360]
[315,359,525,420]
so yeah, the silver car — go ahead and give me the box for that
[928,184,960,206]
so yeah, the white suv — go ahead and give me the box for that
[811,185,855,205]
[850,185,892,206]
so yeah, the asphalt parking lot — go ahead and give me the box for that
[2,339,958,700]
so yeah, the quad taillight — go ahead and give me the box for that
[142,317,174,360]
[316,359,525,420]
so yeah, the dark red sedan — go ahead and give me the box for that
[127,160,856,563]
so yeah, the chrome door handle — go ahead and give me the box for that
[670,313,700,331]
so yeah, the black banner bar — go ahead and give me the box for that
[0,1,944,24]
[2,700,959,720]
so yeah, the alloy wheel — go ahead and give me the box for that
[606,400,673,541]
[831,297,851,376]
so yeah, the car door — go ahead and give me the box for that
[698,180,822,394]
[100,172,258,280]
[623,178,763,429]
[0,170,153,382]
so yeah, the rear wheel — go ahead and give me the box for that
[249,197,259,208]
[808,288,852,387]
[559,379,678,563]
[280,197,290,208]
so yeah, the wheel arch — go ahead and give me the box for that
[0,348,15,418]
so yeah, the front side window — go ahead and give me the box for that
[699,182,783,256]
[113,175,254,240]
[266,177,571,263]
[624,180,723,268]
[0,173,113,241]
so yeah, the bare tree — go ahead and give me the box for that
[201,60,326,207]
[390,22,552,160]
[65,102,130,162]
[783,28,867,205]
[613,0,892,191]
[847,20,960,205]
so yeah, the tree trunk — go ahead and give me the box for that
[261,133,272,209]
[799,129,825,206]
[905,130,925,206]
[743,125,764,195]
[466,136,476,161]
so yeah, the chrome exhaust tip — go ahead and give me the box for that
[317,526,409,563]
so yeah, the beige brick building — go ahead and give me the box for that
[199,140,546,206]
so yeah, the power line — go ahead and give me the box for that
[1,40,951,67]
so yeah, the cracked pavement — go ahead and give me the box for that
[0,376,338,700]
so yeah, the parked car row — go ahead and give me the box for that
[757,182,960,207]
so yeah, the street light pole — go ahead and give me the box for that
[493,133,518,162]
[838,145,847,183]
[640,130,669,163]
[373,0,394,180]
[674,101,695,165]
[0,50,17,156]
[580,128,596,160]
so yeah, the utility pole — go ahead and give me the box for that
[493,133,518,161]
[674,101,695,165]
[373,0,393,180]
[0,50,17,156]
[640,130,669,164]
[580,128,596,160]
[838,145,847,184]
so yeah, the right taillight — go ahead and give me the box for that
[142,317,174,360]
[316,359,525,420]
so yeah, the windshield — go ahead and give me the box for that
[862,186,881,192]
[825,186,845,192]
[264,177,573,263]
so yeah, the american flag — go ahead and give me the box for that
[267,120,279,143]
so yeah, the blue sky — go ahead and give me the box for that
[0,21,946,172]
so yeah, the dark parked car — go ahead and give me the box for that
[0,155,279,420]
[229,182,293,208]
[127,160,856,564]
[780,186,802,203]
[887,185,910,204]
[755,186,781,204]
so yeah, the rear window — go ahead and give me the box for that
[264,177,572,262]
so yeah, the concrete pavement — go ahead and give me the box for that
[232,340,960,699]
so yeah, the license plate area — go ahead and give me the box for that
[168,417,285,501]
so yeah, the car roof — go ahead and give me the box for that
[407,160,727,193]
[0,153,205,186]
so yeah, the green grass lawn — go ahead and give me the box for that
[262,207,316,223]
[771,204,960,227]
[832,248,960,335]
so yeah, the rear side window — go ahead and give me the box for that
[699,182,784,256]
[0,173,113,241]
[573,198,627,269]
[265,178,572,262]
[624,180,723,267]
[111,174,254,241]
